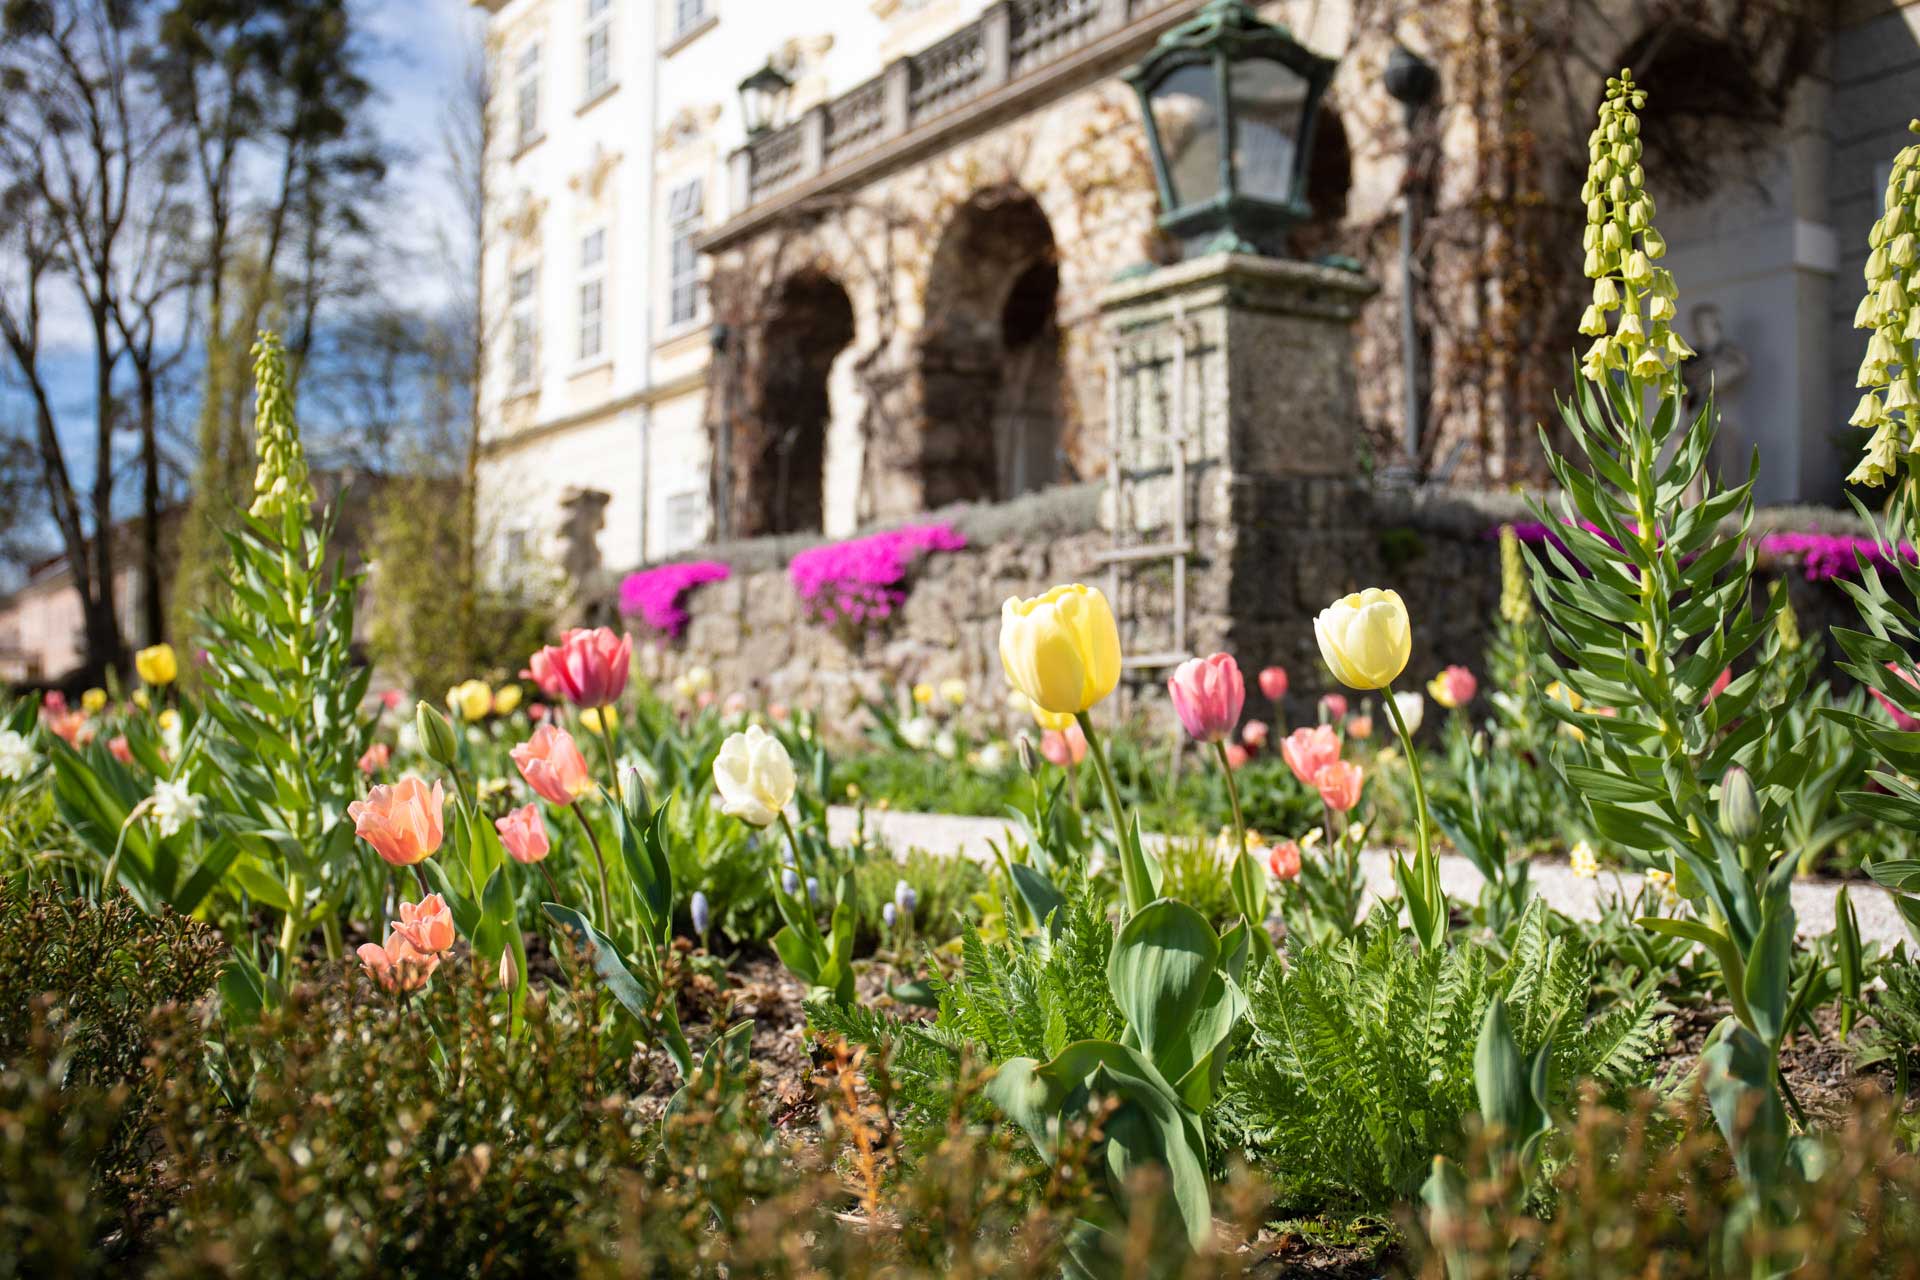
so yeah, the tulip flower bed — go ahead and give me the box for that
[11,85,1920,1280]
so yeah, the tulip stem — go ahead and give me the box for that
[1076,711,1142,911]
[572,805,615,933]
[1213,739,1248,868]
[592,714,624,805]
[1383,684,1432,868]
[776,811,807,878]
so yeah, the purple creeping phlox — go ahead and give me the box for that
[788,523,967,626]
[619,561,731,638]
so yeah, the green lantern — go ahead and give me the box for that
[1125,0,1337,257]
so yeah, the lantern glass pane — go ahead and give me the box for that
[1148,62,1220,210]
[1231,57,1308,203]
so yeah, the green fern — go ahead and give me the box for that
[1218,899,1668,1209]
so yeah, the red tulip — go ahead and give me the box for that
[1258,666,1288,702]
[523,627,633,708]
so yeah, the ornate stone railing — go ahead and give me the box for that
[729,0,1183,215]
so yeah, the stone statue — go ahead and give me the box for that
[1679,304,1749,490]
[557,487,611,626]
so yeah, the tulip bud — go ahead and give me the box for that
[416,701,459,767]
[1016,732,1037,777]
[497,948,517,989]
[1718,766,1759,841]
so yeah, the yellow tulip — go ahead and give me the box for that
[939,677,968,707]
[492,684,523,716]
[1030,704,1075,732]
[580,706,618,734]
[998,584,1121,716]
[132,689,150,710]
[447,679,492,722]
[912,682,935,705]
[135,643,178,686]
[1313,589,1411,691]
[82,688,107,714]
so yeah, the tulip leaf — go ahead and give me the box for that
[1009,862,1066,938]
[543,901,658,1030]
[1107,900,1218,1071]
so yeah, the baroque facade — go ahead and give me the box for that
[470,0,1920,591]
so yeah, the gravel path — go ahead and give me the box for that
[827,805,1913,948]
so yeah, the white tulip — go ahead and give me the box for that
[712,725,795,827]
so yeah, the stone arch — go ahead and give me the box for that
[915,184,1064,507]
[749,270,856,535]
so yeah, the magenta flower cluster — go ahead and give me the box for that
[789,523,967,626]
[618,560,731,638]
[1757,532,1917,583]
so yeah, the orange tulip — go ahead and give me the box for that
[356,930,440,993]
[1314,760,1365,813]
[392,893,456,954]
[510,724,594,807]
[348,776,445,866]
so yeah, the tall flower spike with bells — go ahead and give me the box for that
[1576,70,1691,386]
[1847,120,1920,488]
[247,332,316,521]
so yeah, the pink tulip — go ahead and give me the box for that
[1241,719,1269,750]
[1267,839,1302,881]
[523,627,633,709]
[380,688,406,711]
[1346,714,1373,741]
[722,691,748,718]
[108,735,132,764]
[44,708,88,746]
[1040,724,1088,766]
[1280,725,1342,788]
[1871,664,1920,732]
[348,776,446,866]
[1319,693,1348,723]
[356,930,440,993]
[1258,666,1288,702]
[510,724,594,807]
[358,742,391,775]
[1167,653,1245,744]
[1314,761,1365,813]
[1224,743,1250,770]
[42,691,67,714]
[496,803,551,864]
[1704,668,1732,706]
[528,703,549,722]
[392,893,456,954]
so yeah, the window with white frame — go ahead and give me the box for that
[666,178,704,327]
[514,43,541,149]
[672,0,707,41]
[663,491,705,554]
[584,0,614,99]
[510,266,538,388]
[578,228,606,361]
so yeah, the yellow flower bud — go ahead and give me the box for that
[1888,377,1919,412]
[1641,228,1666,259]
[997,584,1121,715]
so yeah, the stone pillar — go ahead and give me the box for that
[1096,253,1376,684]
[557,487,612,626]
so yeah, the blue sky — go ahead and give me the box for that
[0,0,484,570]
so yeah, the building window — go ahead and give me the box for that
[510,266,538,388]
[673,0,707,41]
[514,43,541,149]
[664,491,705,553]
[666,178,703,327]
[584,0,613,99]
[578,229,606,361]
